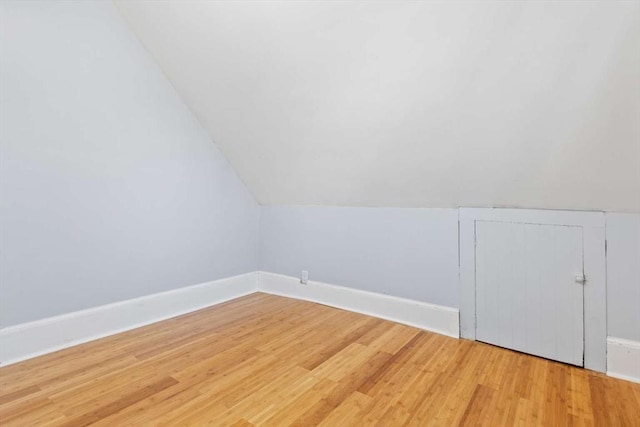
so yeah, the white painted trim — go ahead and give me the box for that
[5,265,627,380]
[0,270,459,366]
[0,272,259,366]
[459,207,605,228]
[459,207,607,372]
[607,337,640,383]
[258,271,459,338]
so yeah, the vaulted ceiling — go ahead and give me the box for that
[114,0,639,212]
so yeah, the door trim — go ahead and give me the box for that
[459,208,606,372]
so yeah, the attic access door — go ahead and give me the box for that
[475,221,584,366]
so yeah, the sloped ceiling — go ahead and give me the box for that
[114,0,639,212]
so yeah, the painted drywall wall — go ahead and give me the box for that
[259,206,459,307]
[260,207,640,342]
[115,0,640,212]
[2,0,638,346]
[606,213,640,342]
[0,1,259,327]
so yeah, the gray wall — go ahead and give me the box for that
[606,213,640,342]
[259,206,459,307]
[260,207,640,342]
[0,1,259,327]
[1,1,638,347]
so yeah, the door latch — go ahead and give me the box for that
[574,274,586,284]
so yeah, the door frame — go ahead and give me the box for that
[459,208,606,372]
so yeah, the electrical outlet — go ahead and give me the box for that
[300,270,309,285]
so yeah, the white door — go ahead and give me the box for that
[475,221,584,366]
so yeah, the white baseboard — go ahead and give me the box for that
[0,270,461,366]
[0,272,259,366]
[257,271,460,338]
[607,337,640,383]
[7,269,631,381]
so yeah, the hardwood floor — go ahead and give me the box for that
[1,293,638,426]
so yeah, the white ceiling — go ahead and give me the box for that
[114,0,639,212]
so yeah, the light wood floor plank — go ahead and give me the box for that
[1,293,638,426]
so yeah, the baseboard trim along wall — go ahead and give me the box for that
[4,270,636,384]
[607,337,640,383]
[0,271,460,366]
[257,271,460,339]
[0,272,259,366]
